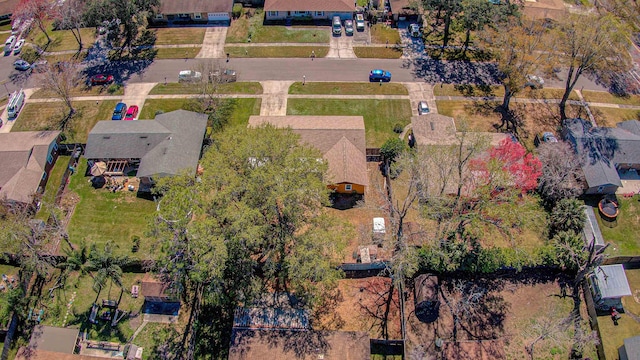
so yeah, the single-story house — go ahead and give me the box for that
[84,110,207,188]
[153,0,232,25]
[0,0,17,21]
[264,0,354,21]
[620,335,640,360]
[248,116,369,195]
[587,264,632,311]
[16,325,85,360]
[388,0,420,21]
[0,131,60,206]
[141,273,180,317]
[229,329,371,360]
[563,118,640,194]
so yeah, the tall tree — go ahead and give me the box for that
[549,198,585,237]
[555,13,631,120]
[537,142,584,206]
[13,0,53,44]
[54,0,86,50]
[36,60,82,122]
[86,241,129,301]
[458,0,519,52]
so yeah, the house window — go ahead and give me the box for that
[295,11,307,15]
[179,13,190,18]
[47,154,53,164]
[155,13,163,19]
[345,184,352,191]
[315,11,324,16]
[53,142,58,151]
[597,186,604,193]
[268,11,278,17]
[194,13,202,19]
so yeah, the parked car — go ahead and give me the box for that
[332,16,342,36]
[13,59,30,71]
[356,14,365,31]
[12,39,24,55]
[209,69,237,83]
[409,24,421,38]
[525,75,544,89]
[30,60,48,73]
[345,20,354,36]
[178,70,202,82]
[111,102,127,120]
[369,69,392,82]
[542,132,558,143]
[4,35,16,55]
[124,105,139,120]
[418,101,430,115]
[90,74,114,86]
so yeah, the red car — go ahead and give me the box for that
[90,74,114,86]
[124,105,139,121]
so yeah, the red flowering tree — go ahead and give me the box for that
[13,0,53,44]
[471,138,542,192]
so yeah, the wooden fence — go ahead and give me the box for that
[366,148,381,162]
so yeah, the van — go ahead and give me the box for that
[332,16,342,36]
[178,70,202,82]
[4,35,16,55]
[7,89,25,119]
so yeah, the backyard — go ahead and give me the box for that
[287,99,412,147]
[595,196,640,257]
[13,100,121,143]
[65,158,157,259]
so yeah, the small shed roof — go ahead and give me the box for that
[620,335,640,360]
[28,325,79,354]
[593,265,632,299]
[583,206,605,249]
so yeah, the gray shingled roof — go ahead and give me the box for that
[85,110,207,178]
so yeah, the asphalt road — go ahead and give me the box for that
[0,53,608,95]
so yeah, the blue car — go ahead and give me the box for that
[369,69,391,82]
[112,102,127,120]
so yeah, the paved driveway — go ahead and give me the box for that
[196,27,228,59]
[398,21,424,60]
[327,35,356,59]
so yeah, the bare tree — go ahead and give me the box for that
[13,0,53,45]
[537,142,584,205]
[36,61,82,123]
[524,312,572,360]
[54,0,86,50]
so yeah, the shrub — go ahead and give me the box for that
[107,83,121,94]
[131,235,140,253]
[232,4,243,19]
[393,123,404,133]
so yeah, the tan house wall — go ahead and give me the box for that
[329,182,365,194]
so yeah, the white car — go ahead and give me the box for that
[178,70,202,82]
[525,75,544,89]
[13,59,30,71]
[418,101,430,115]
[13,39,24,55]
[409,24,421,38]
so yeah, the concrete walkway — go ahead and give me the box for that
[196,27,228,59]
[260,81,293,116]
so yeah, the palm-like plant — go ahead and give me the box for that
[86,241,129,302]
[550,198,585,237]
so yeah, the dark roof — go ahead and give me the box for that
[28,326,79,354]
[84,110,207,178]
[621,335,640,360]
[160,0,233,14]
[265,0,353,12]
[15,348,107,360]
[229,329,370,360]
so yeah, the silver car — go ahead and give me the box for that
[418,101,430,115]
[345,20,354,36]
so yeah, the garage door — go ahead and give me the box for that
[208,12,230,21]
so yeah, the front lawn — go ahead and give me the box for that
[433,84,580,101]
[226,9,329,43]
[595,196,640,256]
[153,28,206,45]
[289,82,408,95]
[370,24,400,45]
[30,85,124,99]
[155,47,201,59]
[353,46,403,59]
[225,46,329,58]
[590,107,640,127]
[13,100,121,143]
[287,99,412,147]
[66,159,157,259]
[139,98,261,128]
[582,90,640,106]
[149,82,263,95]
[27,24,96,52]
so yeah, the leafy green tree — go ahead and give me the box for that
[86,241,129,301]
[458,0,519,52]
[550,198,585,237]
[554,13,631,119]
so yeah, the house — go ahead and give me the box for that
[248,116,369,195]
[587,264,632,311]
[0,131,61,206]
[84,110,207,188]
[152,0,232,25]
[388,0,420,21]
[563,118,640,194]
[13,325,102,360]
[264,0,354,21]
[619,335,640,360]
[0,0,17,21]
[141,273,180,317]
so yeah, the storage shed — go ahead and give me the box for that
[587,264,632,311]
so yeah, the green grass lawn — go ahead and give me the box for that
[287,99,411,147]
[36,155,71,221]
[226,9,329,43]
[599,268,640,360]
[370,24,400,44]
[289,82,408,95]
[27,24,96,52]
[590,107,640,128]
[434,84,580,101]
[353,46,403,59]
[44,50,88,64]
[225,46,329,58]
[596,196,640,256]
[149,82,263,95]
[30,85,124,99]
[139,98,261,128]
[133,322,182,360]
[155,47,201,59]
[14,100,120,143]
[153,28,206,45]
[66,159,157,259]
[582,90,640,106]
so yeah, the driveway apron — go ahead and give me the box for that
[121,83,157,117]
[0,88,37,133]
[260,81,293,116]
[327,36,356,59]
[404,82,437,116]
[196,27,228,59]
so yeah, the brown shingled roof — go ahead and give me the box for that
[264,0,354,12]
[160,0,232,14]
[248,116,368,187]
[15,348,106,360]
